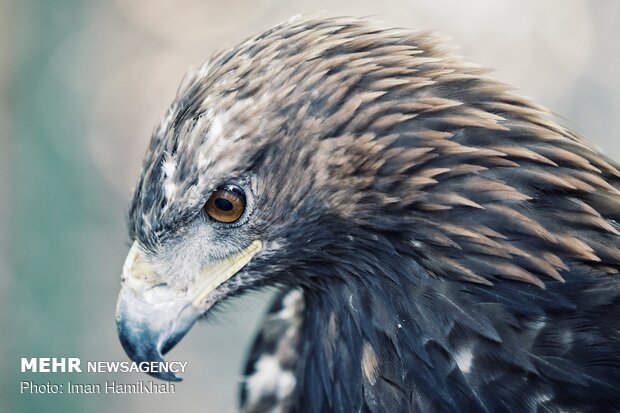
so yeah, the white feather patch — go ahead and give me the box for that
[277,289,303,320]
[245,355,296,407]
[455,347,474,374]
[162,153,177,200]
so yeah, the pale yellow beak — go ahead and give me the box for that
[115,240,262,381]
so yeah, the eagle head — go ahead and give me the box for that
[116,17,413,379]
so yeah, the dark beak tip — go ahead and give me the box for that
[117,319,185,382]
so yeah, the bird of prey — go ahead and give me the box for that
[116,17,620,413]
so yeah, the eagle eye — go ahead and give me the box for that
[205,184,246,223]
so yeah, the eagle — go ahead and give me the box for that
[115,17,620,413]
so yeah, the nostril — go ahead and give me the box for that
[147,282,171,293]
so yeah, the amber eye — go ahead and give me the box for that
[205,185,246,223]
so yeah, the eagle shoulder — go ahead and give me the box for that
[239,288,304,413]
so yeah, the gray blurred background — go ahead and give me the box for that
[1,1,619,412]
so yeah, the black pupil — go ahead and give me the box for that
[215,197,234,212]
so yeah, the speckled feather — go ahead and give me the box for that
[128,17,620,413]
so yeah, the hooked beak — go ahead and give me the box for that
[115,240,262,381]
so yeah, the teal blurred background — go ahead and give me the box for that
[1,1,619,412]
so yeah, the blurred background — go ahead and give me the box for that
[1,0,619,412]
